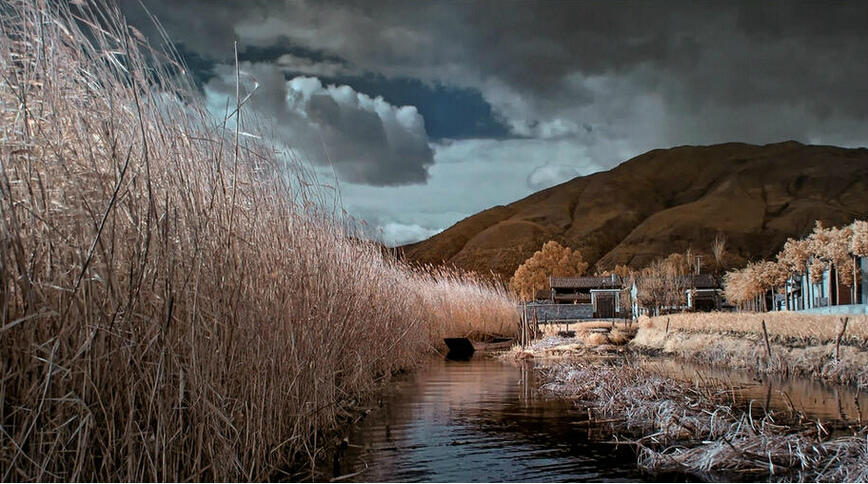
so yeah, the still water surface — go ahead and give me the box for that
[336,358,649,482]
[331,356,865,482]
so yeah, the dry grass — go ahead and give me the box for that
[417,266,518,342]
[607,327,632,345]
[0,2,515,481]
[584,332,610,346]
[539,321,636,347]
[637,312,868,347]
[541,361,868,481]
[632,314,868,387]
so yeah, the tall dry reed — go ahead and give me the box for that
[0,1,516,480]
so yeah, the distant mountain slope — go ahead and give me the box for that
[399,141,868,281]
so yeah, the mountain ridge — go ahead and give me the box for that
[399,141,868,281]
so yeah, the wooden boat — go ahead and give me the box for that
[472,337,515,352]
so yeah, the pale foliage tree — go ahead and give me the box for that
[807,222,856,304]
[851,220,868,302]
[509,241,589,301]
[778,237,811,275]
[807,221,833,284]
[724,262,764,310]
[728,219,868,310]
[852,220,868,257]
[828,225,854,287]
[612,264,631,280]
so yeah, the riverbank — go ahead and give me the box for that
[630,312,868,388]
[505,321,635,360]
[538,359,868,481]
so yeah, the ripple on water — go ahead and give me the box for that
[335,358,651,483]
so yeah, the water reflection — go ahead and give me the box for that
[335,358,651,482]
[643,359,868,424]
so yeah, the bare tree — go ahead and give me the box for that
[712,232,727,275]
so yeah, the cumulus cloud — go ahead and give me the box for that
[204,64,433,185]
[527,164,582,191]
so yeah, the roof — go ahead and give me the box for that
[550,275,623,289]
[633,273,721,289]
[553,293,591,302]
[687,274,720,289]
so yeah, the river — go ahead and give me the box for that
[332,358,661,482]
[327,355,866,482]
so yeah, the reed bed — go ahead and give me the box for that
[541,361,868,481]
[0,1,516,481]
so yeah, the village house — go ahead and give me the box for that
[528,273,727,321]
[526,275,625,321]
[779,256,867,312]
[629,274,725,317]
[549,275,623,318]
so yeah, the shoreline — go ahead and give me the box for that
[630,313,868,388]
[521,351,868,481]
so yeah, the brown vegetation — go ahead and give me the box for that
[509,240,588,300]
[631,313,868,386]
[0,2,515,481]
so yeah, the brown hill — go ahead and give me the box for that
[399,141,868,281]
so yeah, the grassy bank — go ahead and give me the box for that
[541,361,868,481]
[0,1,515,480]
[631,312,868,387]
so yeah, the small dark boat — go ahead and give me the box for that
[443,337,514,359]
[444,338,476,358]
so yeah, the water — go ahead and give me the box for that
[329,355,866,482]
[643,359,868,424]
[333,358,652,482]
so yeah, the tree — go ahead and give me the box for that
[636,252,692,315]
[852,220,868,257]
[851,220,868,303]
[757,260,788,311]
[509,241,589,301]
[711,232,727,274]
[805,221,857,305]
[724,262,764,311]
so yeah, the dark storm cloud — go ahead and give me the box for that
[123,1,868,143]
[122,0,868,242]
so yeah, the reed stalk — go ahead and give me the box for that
[0,1,517,480]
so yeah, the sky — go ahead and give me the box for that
[122,1,868,246]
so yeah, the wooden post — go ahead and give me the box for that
[761,319,772,361]
[835,317,849,361]
[532,307,538,341]
[664,317,670,335]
